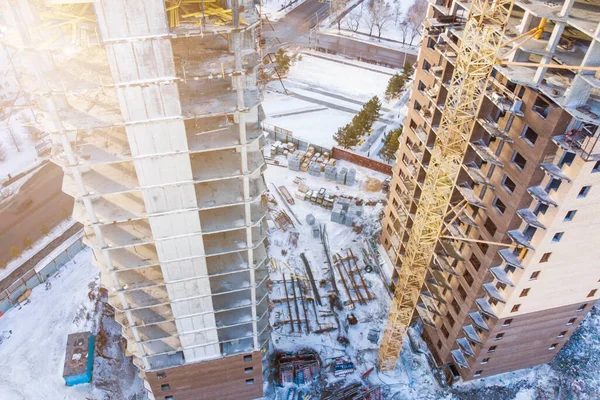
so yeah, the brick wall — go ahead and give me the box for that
[331,147,393,175]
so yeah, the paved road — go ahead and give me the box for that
[263,0,417,68]
[0,162,73,265]
[263,0,330,48]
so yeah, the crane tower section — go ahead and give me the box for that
[377,0,515,372]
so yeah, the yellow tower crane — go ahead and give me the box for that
[376,0,516,372]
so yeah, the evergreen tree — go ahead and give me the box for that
[402,60,414,79]
[333,124,361,149]
[379,127,402,162]
[274,49,291,75]
[365,96,382,126]
[385,73,406,101]
[334,96,382,148]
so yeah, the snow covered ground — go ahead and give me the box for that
[284,53,394,102]
[263,52,399,151]
[0,248,144,400]
[263,156,391,397]
[262,159,600,399]
[260,0,309,21]
[0,108,47,183]
[324,0,423,52]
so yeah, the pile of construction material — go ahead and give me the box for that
[271,141,296,157]
[322,383,382,400]
[285,147,357,186]
[275,350,320,386]
[331,198,363,226]
[295,185,335,209]
[336,167,357,186]
[288,148,331,171]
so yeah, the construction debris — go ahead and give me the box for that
[271,183,302,226]
[275,350,320,386]
[332,250,375,307]
[364,177,383,192]
[300,254,321,306]
[367,329,380,344]
[323,383,382,400]
[305,213,316,225]
[279,185,295,205]
[273,210,294,231]
[332,359,355,377]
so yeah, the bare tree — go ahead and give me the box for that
[6,127,22,152]
[331,0,350,32]
[365,0,392,38]
[344,6,363,33]
[392,0,403,25]
[405,0,428,45]
[362,1,376,36]
[0,141,6,162]
[398,21,409,44]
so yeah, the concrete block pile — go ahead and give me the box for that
[285,147,335,173]
[324,165,337,181]
[346,168,357,186]
[288,155,302,171]
[272,141,296,156]
[330,197,363,226]
[308,162,322,177]
[337,167,347,185]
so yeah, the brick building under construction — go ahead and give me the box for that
[0,0,269,399]
[379,0,600,382]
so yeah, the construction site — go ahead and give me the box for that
[0,0,599,399]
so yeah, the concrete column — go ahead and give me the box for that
[533,22,566,85]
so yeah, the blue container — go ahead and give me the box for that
[63,332,94,386]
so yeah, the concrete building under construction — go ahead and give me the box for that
[380,0,600,382]
[0,0,270,399]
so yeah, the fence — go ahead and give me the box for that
[0,230,85,315]
[331,147,393,175]
[263,125,331,155]
[263,124,393,175]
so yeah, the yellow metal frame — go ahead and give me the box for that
[377,0,515,372]
[165,0,246,28]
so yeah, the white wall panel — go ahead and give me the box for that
[167,277,213,301]
[155,235,205,261]
[171,296,214,316]
[162,258,208,281]
[142,85,166,118]
[134,154,193,186]
[183,344,220,362]
[141,185,196,214]
[149,211,201,239]
[125,120,188,156]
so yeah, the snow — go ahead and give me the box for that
[0,248,145,400]
[263,94,354,149]
[0,218,77,282]
[262,153,600,399]
[284,53,394,103]
[324,0,423,53]
[0,109,46,183]
[261,94,326,117]
[263,156,393,398]
[259,0,309,21]
[263,52,399,151]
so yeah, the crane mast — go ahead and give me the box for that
[377,0,515,371]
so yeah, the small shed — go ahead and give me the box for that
[63,331,94,386]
